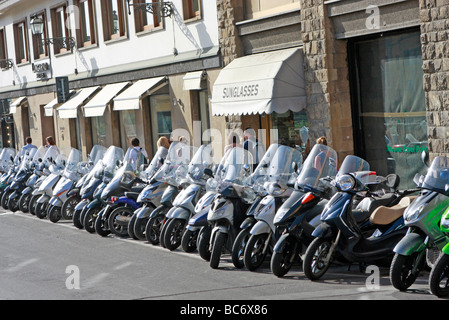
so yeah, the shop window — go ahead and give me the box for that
[91,115,107,146]
[182,0,201,21]
[101,0,127,41]
[243,0,300,20]
[13,20,29,64]
[50,5,70,54]
[32,12,48,59]
[270,110,308,154]
[119,110,137,150]
[198,89,210,143]
[134,0,163,33]
[150,94,172,151]
[77,0,96,47]
[349,30,427,188]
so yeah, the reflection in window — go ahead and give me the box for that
[271,110,308,153]
[91,116,106,146]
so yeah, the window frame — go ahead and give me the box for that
[0,28,7,61]
[182,0,202,21]
[31,11,49,60]
[134,0,164,33]
[50,4,71,55]
[76,0,97,48]
[101,0,128,42]
[13,20,30,64]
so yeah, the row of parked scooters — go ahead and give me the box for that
[1,140,449,298]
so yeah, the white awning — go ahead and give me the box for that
[57,86,100,119]
[183,71,206,90]
[43,91,76,116]
[211,48,306,116]
[83,82,130,117]
[113,76,167,111]
[9,96,27,114]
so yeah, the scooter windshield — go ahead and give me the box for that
[18,147,38,172]
[63,148,83,179]
[0,148,17,170]
[422,156,449,194]
[216,147,253,185]
[264,144,302,188]
[187,144,214,183]
[141,146,169,181]
[296,144,338,192]
[32,146,47,164]
[89,145,107,165]
[42,145,60,167]
[337,155,370,177]
[152,142,195,186]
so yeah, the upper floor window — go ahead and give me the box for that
[32,12,48,60]
[134,0,163,33]
[243,0,300,20]
[0,29,7,60]
[13,20,29,64]
[182,0,201,21]
[51,5,70,54]
[101,0,127,41]
[76,0,96,47]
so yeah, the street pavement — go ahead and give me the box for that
[0,208,443,303]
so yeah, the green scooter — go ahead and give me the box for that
[429,205,449,297]
[390,155,449,291]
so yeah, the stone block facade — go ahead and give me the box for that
[419,0,449,157]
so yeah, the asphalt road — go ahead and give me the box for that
[0,208,443,303]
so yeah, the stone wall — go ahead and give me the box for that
[419,0,449,158]
[300,0,354,159]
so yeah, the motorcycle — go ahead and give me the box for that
[242,144,303,271]
[47,148,84,223]
[270,144,338,277]
[4,147,38,212]
[162,144,214,251]
[144,141,195,245]
[207,146,254,269]
[127,145,169,240]
[390,155,449,291]
[62,145,107,223]
[429,203,449,297]
[302,155,417,280]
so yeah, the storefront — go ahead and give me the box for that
[348,29,427,188]
[211,47,309,155]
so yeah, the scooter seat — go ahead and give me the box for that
[124,192,140,200]
[369,196,416,225]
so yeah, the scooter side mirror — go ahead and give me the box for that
[204,168,214,178]
[413,173,423,187]
[422,150,430,167]
[445,184,449,192]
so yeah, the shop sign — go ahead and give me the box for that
[32,62,51,80]
[222,84,260,99]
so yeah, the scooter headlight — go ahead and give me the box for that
[405,204,425,222]
[336,174,356,191]
[441,216,449,231]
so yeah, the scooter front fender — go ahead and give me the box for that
[150,205,168,219]
[22,187,33,195]
[442,242,449,255]
[240,216,256,230]
[393,232,426,256]
[311,222,334,239]
[49,196,63,207]
[167,207,191,221]
[36,194,50,204]
[273,233,295,254]
[75,199,89,211]
[250,220,271,236]
[136,206,153,219]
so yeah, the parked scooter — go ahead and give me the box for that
[18,146,47,213]
[62,145,106,222]
[4,147,38,211]
[94,147,146,237]
[74,145,124,231]
[390,155,449,291]
[302,155,417,280]
[429,205,449,297]
[242,144,303,271]
[33,147,67,219]
[270,144,338,277]
[207,146,254,269]
[47,148,84,223]
[162,144,214,251]
[127,145,169,240]
[144,141,195,245]
[0,148,19,201]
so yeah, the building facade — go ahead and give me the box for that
[0,0,224,158]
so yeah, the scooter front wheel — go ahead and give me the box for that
[145,214,165,245]
[390,252,424,291]
[244,233,270,271]
[62,196,80,220]
[210,232,227,269]
[35,201,49,219]
[48,205,62,223]
[95,209,110,237]
[84,207,100,233]
[1,189,13,210]
[7,194,20,212]
[429,253,449,297]
[19,193,32,213]
[231,229,251,269]
[163,218,187,251]
[198,226,212,261]
[270,238,298,278]
[181,229,198,253]
[303,237,333,281]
